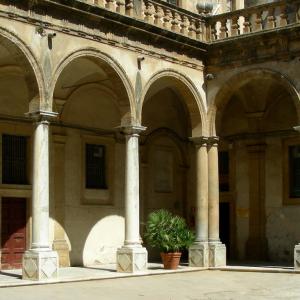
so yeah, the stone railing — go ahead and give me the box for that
[85,0,207,41]
[140,0,206,41]
[208,0,300,41]
[81,0,300,43]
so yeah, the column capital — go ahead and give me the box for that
[208,136,219,147]
[189,136,209,146]
[117,125,147,136]
[25,110,58,123]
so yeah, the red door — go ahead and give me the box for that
[1,198,27,269]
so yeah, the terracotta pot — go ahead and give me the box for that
[160,252,182,269]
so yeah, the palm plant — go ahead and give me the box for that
[144,209,195,253]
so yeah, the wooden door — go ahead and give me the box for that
[1,198,27,269]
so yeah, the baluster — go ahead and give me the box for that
[171,12,181,33]
[125,0,134,16]
[266,7,276,29]
[195,20,202,41]
[181,15,189,36]
[254,10,263,31]
[154,5,164,27]
[231,16,240,36]
[243,14,251,33]
[210,21,217,41]
[144,1,154,24]
[188,18,196,39]
[94,0,105,7]
[219,19,228,39]
[106,0,115,11]
[163,8,172,29]
[279,4,288,27]
[116,0,125,14]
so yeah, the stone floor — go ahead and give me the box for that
[0,263,205,287]
[1,269,300,299]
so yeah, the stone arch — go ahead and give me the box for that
[0,26,44,110]
[208,68,300,136]
[51,48,136,125]
[139,69,208,137]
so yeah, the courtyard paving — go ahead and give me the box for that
[1,268,300,299]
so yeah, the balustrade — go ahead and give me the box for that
[75,0,300,43]
[208,0,300,41]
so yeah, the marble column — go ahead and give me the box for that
[189,137,209,267]
[22,111,59,280]
[208,137,226,267]
[116,125,148,273]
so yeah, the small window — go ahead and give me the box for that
[219,151,230,192]
[85,144,107,189]
[2,134,27,184]
[289,145,300,198]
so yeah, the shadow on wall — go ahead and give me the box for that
[51,214,125,267]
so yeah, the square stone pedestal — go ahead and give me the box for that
[117,246,147,273]
[22,250,59,280]
[209,242,226,267]
[189,242,209,267]
[294,244,300,270]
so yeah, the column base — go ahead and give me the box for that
[294,244,300,270]
[53,240,70,267]
[116,246,148,273]
[189,242,209,267]
[209,242,226,267]
[22,250,59,280]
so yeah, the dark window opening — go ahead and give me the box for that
[85,144,107,189]
[2,135,27,185]
[219,151,230,192]
[289,145,300,198]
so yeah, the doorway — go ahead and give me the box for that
[1,198,27,269]
[220,202,230,259]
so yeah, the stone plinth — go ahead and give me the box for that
[294,244,300,270]
[209,242,226,267]
[117,246,147,273]
[22,250,59,280]
[189,242,209,267]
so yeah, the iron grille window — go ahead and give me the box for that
[289,145,300,198]
[85,144,107,189]
[2,134,27,184]
[219,151,230,192]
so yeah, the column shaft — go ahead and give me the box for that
[208,141,220,243]
[32,120,51,250]
[124,132,141,247]
[195,142,208,242]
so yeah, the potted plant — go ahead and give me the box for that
[144,209,195,269]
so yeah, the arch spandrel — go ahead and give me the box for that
[139,69,208,137]
[51,48,136,126]
[208,68,300,136]
[0,26,45,112]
